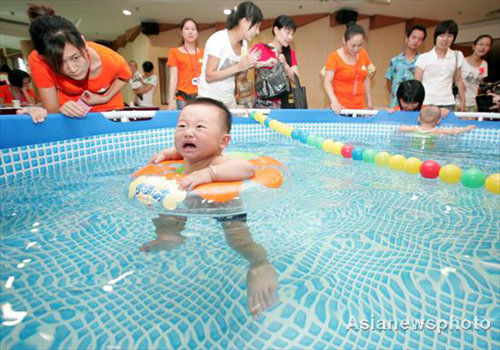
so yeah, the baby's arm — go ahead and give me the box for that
[435,125,476,135]
[399,125,417,132]
[179,158,255,190]
[150,147,183,163]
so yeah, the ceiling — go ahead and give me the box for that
[0,0,499,50]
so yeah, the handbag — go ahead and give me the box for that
[255,52,290,100]
[282,73,308,109]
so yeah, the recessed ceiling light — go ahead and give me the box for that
[122,10,132,16]
[223,9,231,15]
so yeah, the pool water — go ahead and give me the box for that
[1,132,499,350]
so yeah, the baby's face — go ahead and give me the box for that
[174,104,229,163]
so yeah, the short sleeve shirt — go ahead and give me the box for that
[460,59,488,107]
[29,42,132,112]
[167,47,204,100]
[197,29,247,107]
[385,52,420,107]
[415,47,464,106]
[325,48,372,109]
[0,85,35,105]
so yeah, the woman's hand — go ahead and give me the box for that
[237,49,261,71]
[81,91,109,106]
[166,103,177,111]
[330,101,344,114]
[277,54,289,69]
[59,100,89,117]
[17,107,48,123]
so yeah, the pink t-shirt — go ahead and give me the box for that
[252,43,297,101]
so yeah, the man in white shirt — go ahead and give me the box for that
[134,61,157,107]
[415,20,466,111]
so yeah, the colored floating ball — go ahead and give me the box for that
[362,149,377,163]
[333,142,344,155]
[264,117,271,127]
[291,129,302,140]
[322,139,335,153]
[375,152,391,167]
[299,131,309,144]
[404,157,422,175]
[485,174,500,194]
[461,168,486,189]
[315,137,325,149]
[352,147,364,161]
[341,144,354,158]
[439,164,462,184]
[306,135,317,147]
[389,154,406,171]
[420,160,441,179]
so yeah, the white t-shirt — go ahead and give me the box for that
[130,72,143,89]
[460,59,488,107]
[415,47,464,106]
[197,29,247,108]
[138,74,157,107]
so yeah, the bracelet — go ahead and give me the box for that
[208,165,218,182]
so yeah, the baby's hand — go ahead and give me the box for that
[467,125,477,129]
[179,168,213,190]
[386,108,395,113]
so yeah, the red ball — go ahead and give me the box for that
[341,144,354,158]
[420,160,441,179]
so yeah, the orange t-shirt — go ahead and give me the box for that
[29,42,131,112]
[0,85,35,105]
[325,48,372,109]
[167,47,204,101]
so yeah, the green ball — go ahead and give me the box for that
[315,137,325,149]
[362,149,377,163]
[461,168,486,189]
[306,135,317,147]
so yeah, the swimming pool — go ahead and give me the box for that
[1,110,499,349]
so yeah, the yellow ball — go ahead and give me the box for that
[404,157,422,175]
[439,164,462,184]
[284,126,293,138]
[333,142,344,155]
[322,139,335,153]
[375,152,391,167]
[269,120,278,130]
[389,154,406,171]
[253,112,263,122]
[485,173,500,194]
[260,115,268,124]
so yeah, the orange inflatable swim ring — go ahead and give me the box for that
[128,152,285,217]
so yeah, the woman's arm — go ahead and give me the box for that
[82,78,128,105]
[363,75,373,110]
[167,66,178,110]
[454,68,466,112]
[205,49,260,83]
[37,86,61,114]
[414,67,423,81]
[323,70,343,113]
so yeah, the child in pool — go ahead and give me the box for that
[400,105,476,135]
[140,97,278,316]
[389,80,449,118]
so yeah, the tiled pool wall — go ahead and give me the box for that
[1,122,499,184]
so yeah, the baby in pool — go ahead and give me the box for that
[400,105,476,135]
[140,97,278,316]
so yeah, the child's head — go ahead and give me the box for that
[142,61,154,75]
[174,98,232,162]
[419,106,441,126]
[397,80,425,111]
[226,2,263,41]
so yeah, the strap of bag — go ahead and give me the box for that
[293,73,301,88]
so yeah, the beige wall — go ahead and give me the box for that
[117,19,444,109]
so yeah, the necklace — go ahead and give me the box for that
[183,45,199,86]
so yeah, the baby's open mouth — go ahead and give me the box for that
[182,142,197,150]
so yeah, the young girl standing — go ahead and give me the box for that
[197,1,263,109]
[167,18,204,110]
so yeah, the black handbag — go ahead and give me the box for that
[255,57,290,100]
[282,73,308,109]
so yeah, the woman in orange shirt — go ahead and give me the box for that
[0,69,36,106]
[166,18,204,110]
[19,5,131,123]
[323,23,375,114]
